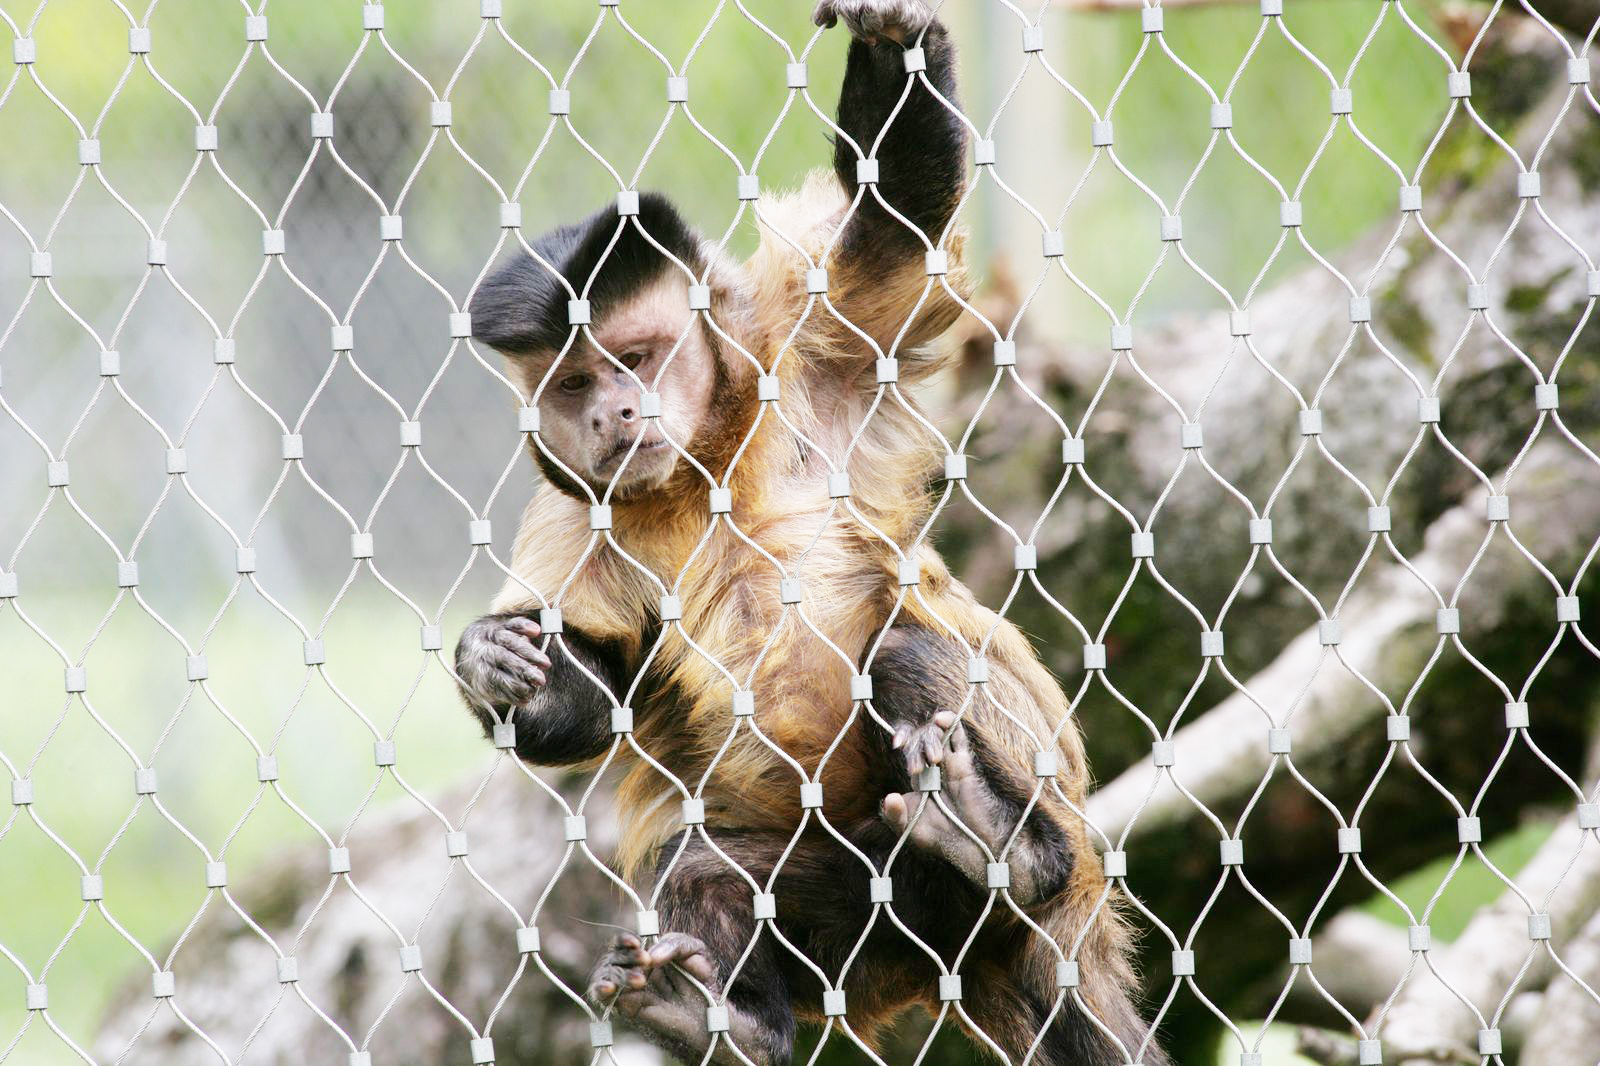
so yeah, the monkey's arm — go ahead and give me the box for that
[815,1,970,358]
[829,5,965,260]
[455,612,625,766]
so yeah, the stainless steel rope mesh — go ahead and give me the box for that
[1,1,1597,1064]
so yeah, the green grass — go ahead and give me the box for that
[1360,820,1553,939]
[1215,1023,1319,1066]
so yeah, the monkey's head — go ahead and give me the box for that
[471,194,744,500]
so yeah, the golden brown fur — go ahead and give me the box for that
[491,173,1098,925]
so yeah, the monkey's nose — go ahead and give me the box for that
[618,406,636,423]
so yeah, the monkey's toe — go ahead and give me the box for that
[645,932,717,986]
[458,615,551,707]
[491,624,551,670]
[889,713,964,777]
[588,932,719,1016]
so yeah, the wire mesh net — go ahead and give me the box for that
[1,1,1598,1064]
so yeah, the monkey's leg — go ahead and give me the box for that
[879,719,1068,905]
[869,629,1076,906]
[588,843,795,1066]
[588,931,787,1066]
[873,704,1075,907]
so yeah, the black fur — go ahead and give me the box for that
[462,9,1167,1060]
[833,23,966,258]
[457,615,630,765]
[866,624,1076,905]
[653,821,1157,1066]
[654,840,797,1065]
[966,735,1076,904]
[471,193,704,355]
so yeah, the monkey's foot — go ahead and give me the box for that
[889,709,959,777]
[880,718,1006,883]
[813,0,936,45]
[456,614,550,707]
[589,933,719,1044]
[590,931,788,1066]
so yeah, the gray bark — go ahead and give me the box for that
[1283,912,1416,1028]
[1376,724,1600,1066]
[93,770,662,1066]
[1379,811,1600,1065]
[1520,907,1600,1066]
[1087,442,1600,843]
[941,11,1600,1053]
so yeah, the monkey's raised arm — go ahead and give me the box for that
[828,5,966,261]
[793,1,970,365]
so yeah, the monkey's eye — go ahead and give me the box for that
[558,373,591,393]
[618,351,646,371]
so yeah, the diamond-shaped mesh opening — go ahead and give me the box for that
[2,2,1598,1065]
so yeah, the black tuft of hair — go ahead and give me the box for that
[470,193,703,355]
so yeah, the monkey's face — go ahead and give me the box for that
[523,277,715,497]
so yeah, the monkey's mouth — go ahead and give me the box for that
[598,435,669,472]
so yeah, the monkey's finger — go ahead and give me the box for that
[505,616,542,640]
[890,723,914,750]
[881,792,911,833]
[588,934,653,1004]
[932,711,957,731]
[492,627,552,667]
[812,2,838,28]
[945,718,971,754]
[487,645,548,682]
[480,670,532,703]
[665,952,716,986]
[483,652,543,696]
[902,731,934,776]
[648,932,711,968]
[588,965,647,1005]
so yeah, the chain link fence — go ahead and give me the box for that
[1,0,1597,1064]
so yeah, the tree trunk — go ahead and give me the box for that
[1373,724,1600,1065]
[1519,906,1600,1065]
[94,772,664,1066]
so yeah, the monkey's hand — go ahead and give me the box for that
[813,0,936,45]
[454,614,550,709]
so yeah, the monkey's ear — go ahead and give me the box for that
[470,193,703,355]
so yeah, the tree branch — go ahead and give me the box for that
[1520,906,1600,1065]
[1378,728,1600,1066]
[1047,0,1597,44]
[1280,912,1416,1028]
[1087,441,1600,842]
[93,774,661,1066]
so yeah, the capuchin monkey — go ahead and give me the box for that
[456,1,1169,1063]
